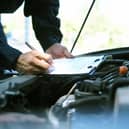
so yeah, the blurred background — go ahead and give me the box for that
[1,0,129,55]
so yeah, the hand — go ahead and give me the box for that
[16,50,53,74]
[46,43,73,59]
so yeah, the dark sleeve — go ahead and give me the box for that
[0,22,22,70]
[0,0,24,13]
[24,0,63,51]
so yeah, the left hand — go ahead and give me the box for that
[46,43,73,59]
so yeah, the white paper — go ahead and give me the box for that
[47,55,104,75]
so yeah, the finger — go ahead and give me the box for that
[29,68,45,74]
[16,63,42,75]
[42,53,53,64]
[27,67,47,75]
[32,51,53,64]
[31,57,51,69]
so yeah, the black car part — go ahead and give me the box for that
[47,50,129,129]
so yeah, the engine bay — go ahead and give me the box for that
[0,48,129,129]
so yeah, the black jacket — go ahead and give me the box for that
[0,0,62,69]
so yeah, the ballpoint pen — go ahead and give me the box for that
[25,42,36,50]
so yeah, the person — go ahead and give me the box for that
[0,0,72,75]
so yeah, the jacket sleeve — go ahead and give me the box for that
[24,0,63,51]
[0,0,23,13]
[0,22,22,70]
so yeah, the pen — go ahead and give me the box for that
[25,42,36,50]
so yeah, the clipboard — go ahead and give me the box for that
[46,55,105,76]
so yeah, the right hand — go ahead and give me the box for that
[16,50,53,74]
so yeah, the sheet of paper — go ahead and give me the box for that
[47,55,104,75]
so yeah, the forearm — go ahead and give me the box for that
[24,0,63,51]
[0,43,22,69]
[32,15,62,51]
[0,22,22,69]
